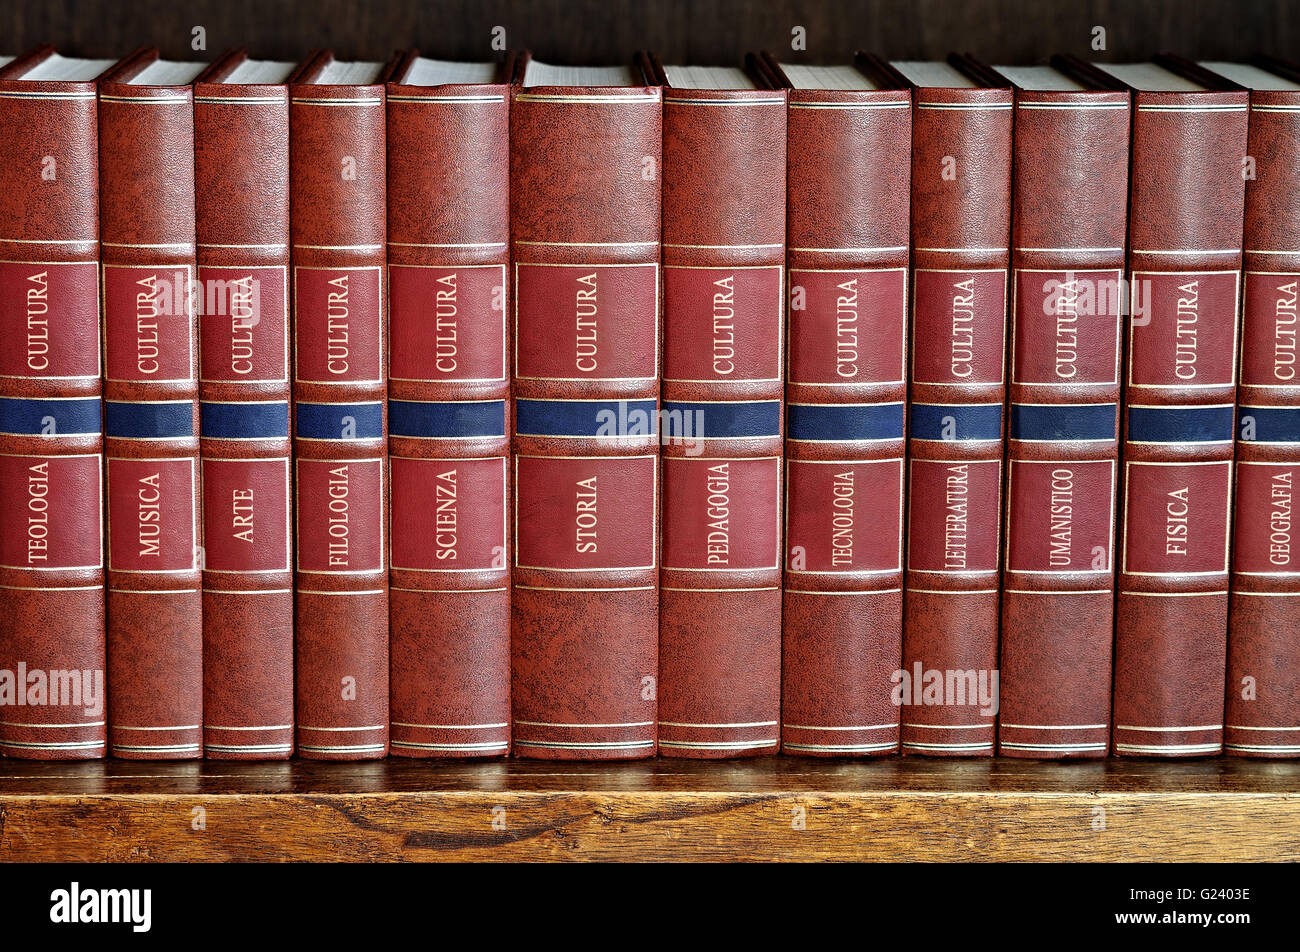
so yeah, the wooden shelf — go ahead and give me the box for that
[2,0,1295,66]
[2,756,1297,861]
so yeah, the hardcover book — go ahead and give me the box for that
[0,48,113,759]
[194,51,295,760]
[509,55,661,759]
[386,52,512,758]
[99,49,207,759]
[651,56,786,758]
[1201,58,1300,758]
[992,59,1130,758]
[761,53,911,757]
[289,51,393,760]
[887,56,1013,756]
[1095,58,1248,757]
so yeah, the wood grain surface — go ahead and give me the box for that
[1,757,1297,861]
[0,0,1294,65]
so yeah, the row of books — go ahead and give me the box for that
[0,44,1295,763]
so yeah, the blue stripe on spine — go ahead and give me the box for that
[1010,403,1117,442]
[105,401,193,439]
[1128,405,1234,444]
[0,396,101,435]
[1238,406,1300,444]
[516,399,658,438]
[661,400,781,439]
[201,401,290,440]
[390,400,506,439]
[296,402,384,440]
[909,403,1002,441]
[787,402,905,442]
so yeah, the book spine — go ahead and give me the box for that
[1113,88,1248,757]
[386,81,511,758]
[195,81,293,759]
[0,74,105,759]
[290,81,389,760]
[658,85,786,758]
[781,86,911,757]
[509,84,662,760]
[998,87,1130,758]
[901,85,1013,756]
[99,79,202,760]
[1226,87,1300,758]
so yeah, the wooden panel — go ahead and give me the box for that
[2,758,1297,861]
[0,0,1295,64]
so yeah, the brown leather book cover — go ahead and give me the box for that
[510,55,661,759]
[99,49,206,759]
[993,59,1130,758]
[1096,58,1248,757]
[761,54,910,757]
[1202,58,1300,758]
[386,52,512,758]
[651,57,785,758]
[290,51,393,760]
[0,48,111,759]
[194,51,294,760]
[888,56,1012,756]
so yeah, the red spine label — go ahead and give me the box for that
[293,266,384,384]
[911,269,1007,385]
[1128,271,1239,387]
[514,455,657,571]
[0,261,99,380]
[1240,271,1300,387]
[515,263,658,381]
[785,458,903,573]
[1232,461,1298,575]
[295,458,384,573]
[662,457,780,570]
[201,458,291,572]
[389,264,507,383]
[103,265,194,383]
[1122,461,1231,575]
[198,265,289,383]
[663,266,782,382]
[907,458,1001,573]
[788,268,906,385]
[1006,460,1115,573]
[0,454,102,569]
[1012,268,1122,385]
[107,457,196,573]
[390,456,507,571]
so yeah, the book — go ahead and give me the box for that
[194,51,295,760]
[99,49,206,759]
[888,56,1013,756]
[1201,58,1300,758]
[1095,58,1248,757]
[509,55,661,760]
[0,48,113,759]
[289,51,393,760]
[650,57,786,758]
[992,59,1130,758]
[385,52,513,758]
[761,54,911,757]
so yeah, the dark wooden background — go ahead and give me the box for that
[0,0,1296,65]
